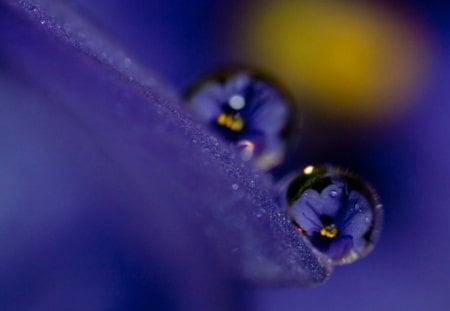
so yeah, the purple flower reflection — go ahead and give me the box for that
[288,166,383,264]
[185,69,294,171]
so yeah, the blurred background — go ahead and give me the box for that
[6,0,450,309]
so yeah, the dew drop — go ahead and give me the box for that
[184,67,298,172]
[231,183,239,190]
[286,165,383,265]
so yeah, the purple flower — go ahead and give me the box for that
[288,166,382,264]
[185,69,294,171]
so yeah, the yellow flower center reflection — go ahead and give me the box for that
[217,113,244,131]
[320,224,338,239]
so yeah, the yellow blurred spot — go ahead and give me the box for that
[240,1,428,122]
[217,113,244,131]
[303,165,315,175]
[320,224,338,239]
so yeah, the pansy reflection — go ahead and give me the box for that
[185,68,295,171]
[287,165,382,264]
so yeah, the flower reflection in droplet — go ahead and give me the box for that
[287,165,383,264]
[184,68,297,171]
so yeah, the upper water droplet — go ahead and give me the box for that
[184,67,298,172]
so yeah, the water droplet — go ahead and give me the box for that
[40,20,46,25]
[286,165,383,265]
[184,67,298,171]
[231,183,239,190]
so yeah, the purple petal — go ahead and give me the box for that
[316,182,346,217]
[290,190,322,232]
[247,82,289,134]
[223,73,252,95]
[0,1,331,308]
[340,190,374,250]
[325,236,353,261]
[298,184,344,219]
[188,83,224,120]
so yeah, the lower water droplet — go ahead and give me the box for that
[286,165,383,265]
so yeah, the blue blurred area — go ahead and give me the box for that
[4,0,450,309]
[75,0,240,88]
